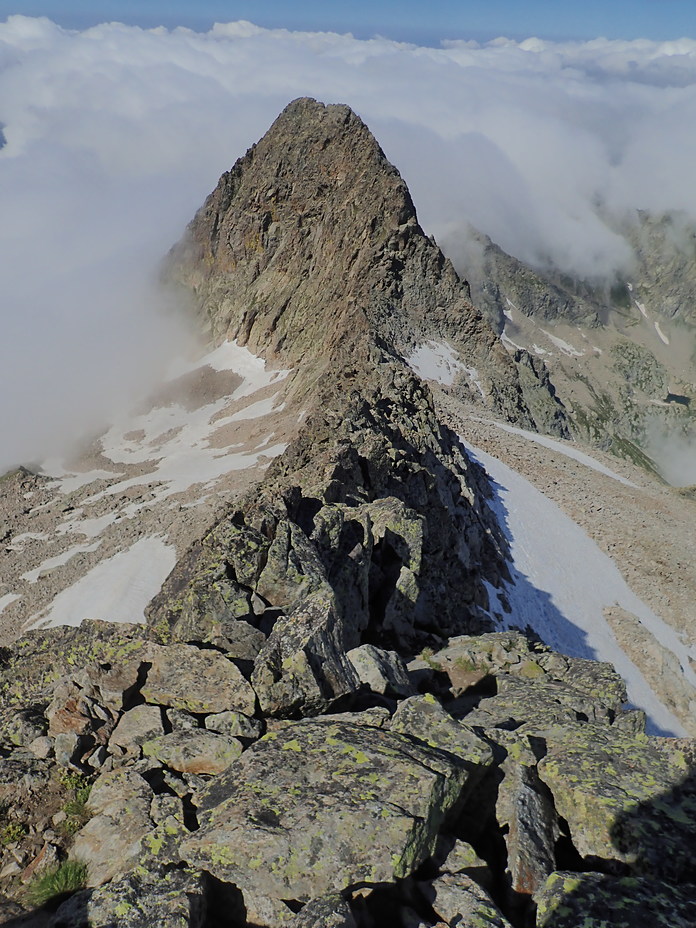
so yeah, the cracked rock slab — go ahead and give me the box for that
[180,718,480,903]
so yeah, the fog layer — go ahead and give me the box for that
[1,16,696,469]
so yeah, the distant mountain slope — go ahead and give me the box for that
[457,216,696,481]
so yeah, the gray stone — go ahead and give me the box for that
[51,867,205,928]
[142,730,243,775]
[27,736,53,759]
[464,673,618,731]
[109,704,165,758]
[180,718,477,903]
[390,695,493,772]
[204,710,263,740]
[346,644,415,698]
[142,643,257,715]
[423,872,513,927]
[166,708,200,732]
[252,588,362,717]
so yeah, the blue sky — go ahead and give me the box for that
[3,0,696,43]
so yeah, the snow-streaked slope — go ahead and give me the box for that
[0,340,296,640]
[465,441,690,736]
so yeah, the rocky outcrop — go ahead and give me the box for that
[0,627,693,927]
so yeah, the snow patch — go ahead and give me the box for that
[167,339,290,398]
[654,321,670,345]
[501,331,524,352]
[406,340,466,386]
[218,394,283,424]
[58,512,119,539]
[31,536,176,629]
[466,441,690,736]
[6,532,49,552]
[480,419,639,487]
[541,329,584,357]
[21,541,101,584]
[43,467,122,494]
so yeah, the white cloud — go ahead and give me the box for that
[2,16,696,469]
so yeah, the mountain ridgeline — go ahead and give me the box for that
[0,99,694,928]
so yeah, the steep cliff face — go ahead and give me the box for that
[167,97,561,428]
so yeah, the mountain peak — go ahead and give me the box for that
[167,97,548,428]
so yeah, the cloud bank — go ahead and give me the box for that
[1,15,696,469]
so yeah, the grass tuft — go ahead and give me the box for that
[26,860,88,907]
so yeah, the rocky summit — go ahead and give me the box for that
[0,98,695,928]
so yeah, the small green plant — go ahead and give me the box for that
[453,655,478,674]
[419,646,441,670]
[59,770,92,836]
[26,860,88,907]
[1,822,27,846]
[59,770,90,794]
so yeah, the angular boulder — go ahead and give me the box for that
[142,730,242,775]
[346,644,415,698]
[69,768,155,886]
[180,718,481,903]
[537,725,696,879]
[142,644,256,715]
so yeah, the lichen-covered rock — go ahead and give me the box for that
[346,644,415,698]
[535,871,696,928]
[464,673,621,731]
[51,867,206,928]
[69,768,155,886]
[0,621,156,727]
[142,730,243,775]
[427,632,627,713]
[537,725,696,879]
[420,872,513,927]
[204,710,263,740]
[251,588,362,717]
[180,718,478,904]
[109,705,165,759]
[142,643,256,715]
[390,695,493,773]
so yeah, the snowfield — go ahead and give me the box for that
[465,441,691,736]
[30,536,176,630]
